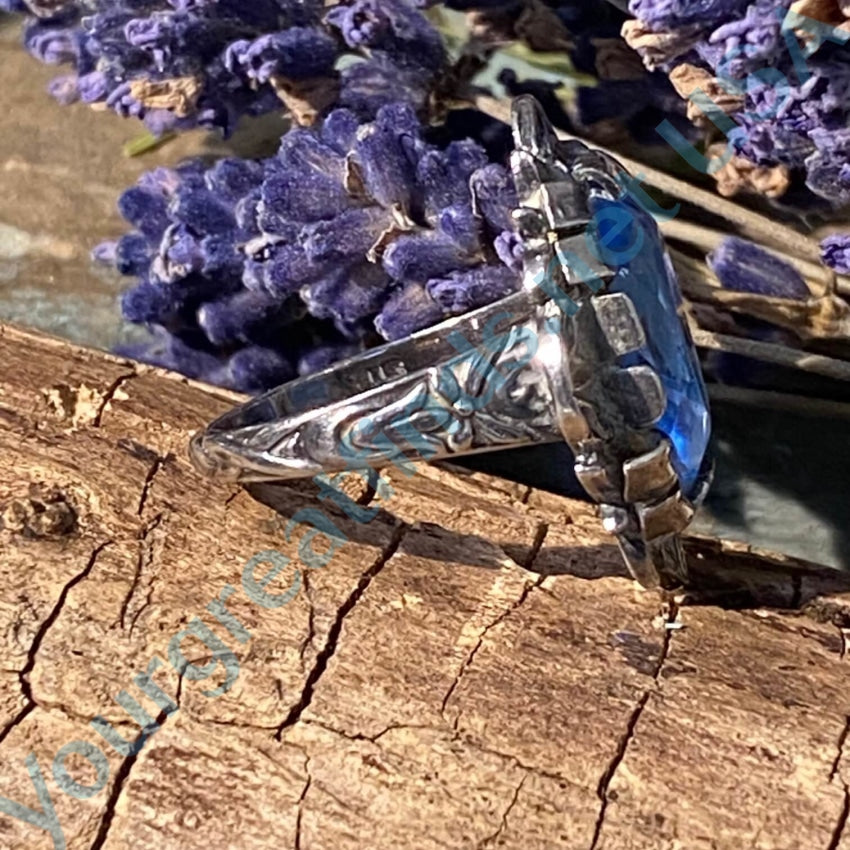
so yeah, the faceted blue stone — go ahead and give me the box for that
[588,194,711,497]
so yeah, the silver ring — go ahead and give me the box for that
[190,95,713,590]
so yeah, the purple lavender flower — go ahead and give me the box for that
[627,0,850,207]
[326,0,444,73]
[105,105,520,392]
[805,127,850,206]
[338,54,434,117]
[327,0,447,117]
[427,265,520,312]
[246,103,520,342]
[223,29,337,85]
[10,0,448,135]
[103,156,287,391]
[707,236,810,299]
[694,0,785,77]
[821,234,850,275]
[374,283,446,339]
[629,0,750,31]
[14,0,338,134]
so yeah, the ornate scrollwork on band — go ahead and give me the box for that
[335,321,559,465]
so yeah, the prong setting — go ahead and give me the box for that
[509,93,712,589]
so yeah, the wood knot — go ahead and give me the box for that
[1,484,78,538]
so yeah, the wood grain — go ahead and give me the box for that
[0,322,849,850]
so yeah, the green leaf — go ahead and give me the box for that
[501,43,595,86]
[123,130,177,158]
[553,84,578,113]
[425,6,469,61]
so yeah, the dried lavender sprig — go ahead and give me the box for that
[104,103,521,392]
[625,0,850,206]
[11,0,447,134]
[253,102,521,340]
[707,235,811,299]
[821,233,850,275]
[15,0,337,134]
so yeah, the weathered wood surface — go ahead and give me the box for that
[1,321,849,850]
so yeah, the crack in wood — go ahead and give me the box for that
[298,571,317,675]
[126,577,158,637]
[357,474,379,508]
[441,523,550,729]
[589,693,651,850]
[274,523,407,739]
[295,715,582,843]
[299,717,582,795]
[302,717,436,744]
[468,741,573,787]
[11,695,94,725]
[0,540,113,747]
[441,573,544,731]
[113,453,172,633]
[827,786,850,850]
[588,597,679,850]
[294,753,312,850]
[827,717,850,850]
[119,512,166,633]
[479,773,527,848]
[203,718,281,731]
[88,718,159,850]
[523,522,549,571]
[174,671,185,710]
[92,370,137,429]
[223,488,242,511]
[830,717,850,784]
[0,703,34,749]
[89,670,184,850]
[494,519,550,573]
[137,453,170,518]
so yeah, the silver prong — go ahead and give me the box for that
[511,95,557,160]
[554,235,616,291]
[611,365,667,428]
[539,181,589,232]
[637,492,695,541]
[519,240,556,293]
[623,439,678,504]
[510,149,544,205]
[592,293,647,357]
[509,149,573,207]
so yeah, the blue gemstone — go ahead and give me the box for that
[588,195,711,497]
